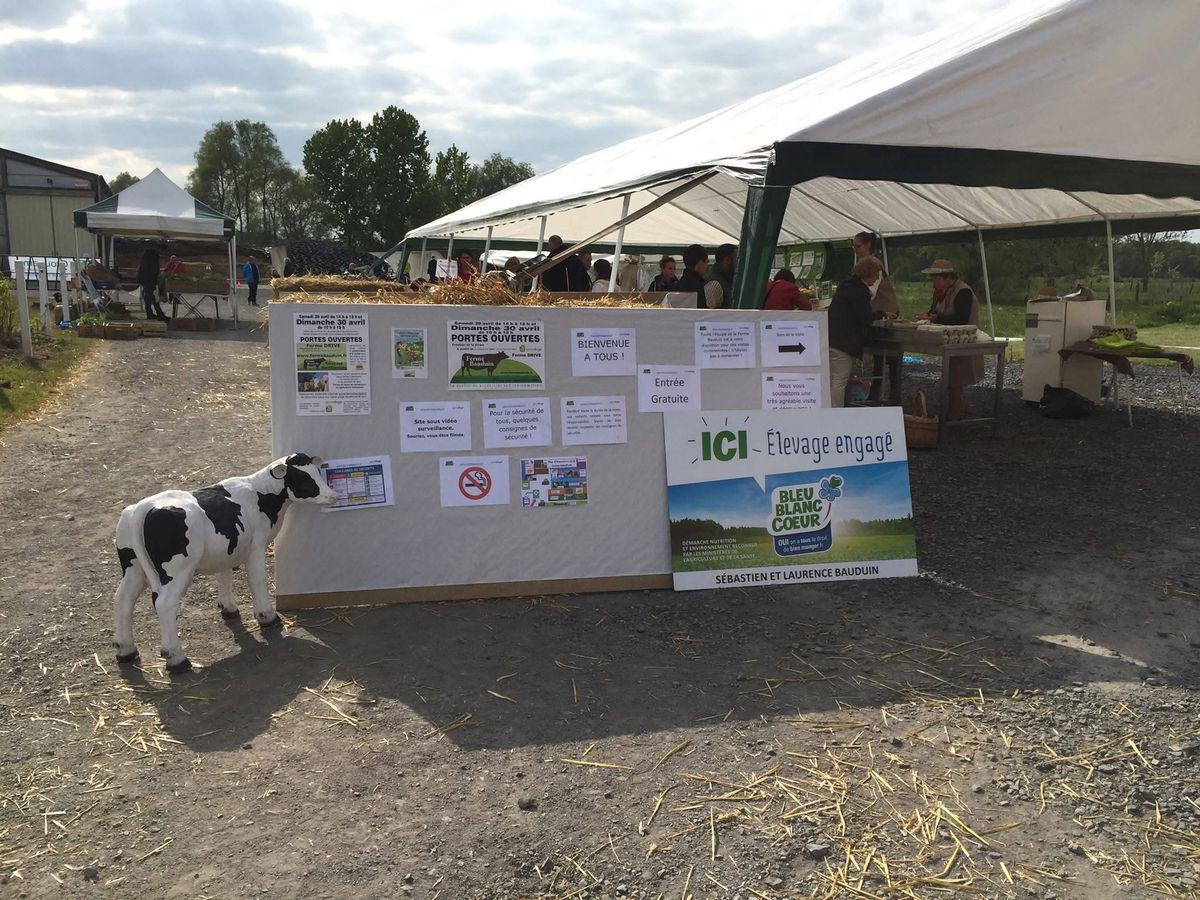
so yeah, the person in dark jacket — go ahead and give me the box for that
[136,245,167,321]
[763,269,813,311]
[540,235,591,292]
[675,244,710,308]
[705,243,737,308]
[649,255,678,292]
[828,256,884,407]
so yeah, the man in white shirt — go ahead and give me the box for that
[590,259,613,292]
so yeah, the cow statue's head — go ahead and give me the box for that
[269,453,338,505]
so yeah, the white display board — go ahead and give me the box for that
[269,303,830,607]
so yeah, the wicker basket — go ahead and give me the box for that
[903,391,939,449]
[1092,324,1137,341]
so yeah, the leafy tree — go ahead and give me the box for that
[108,171,140,193]
[187,120,293,244]
[472,153,534,200]
[303,118,376,248]
[1123,231,1185,289]
[366,107,432,248]
[428,144,475,216]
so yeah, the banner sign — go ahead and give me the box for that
[663,408,917,590]
[447,319,545,389]
[294,310,371,415]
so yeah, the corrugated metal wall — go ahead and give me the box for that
[5,192,94,257]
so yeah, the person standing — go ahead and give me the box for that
[541,235,590,291]
[828,256,884,407]
[705,243,737,308]
[455,249,479,283]
[243,255,260,307]
[850,232,900,316]
[649,255,678,292]
[676,244,710,308]
[763,269,813,311]
[136,245,167,321]
[917,258,983,420]
[590,259,613,292]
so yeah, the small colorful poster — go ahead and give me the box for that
[319,455,394,512]
[294,310,371,415]
[391,327,427,379]
[447,319,545,390]
[760,320,822,368]
[520,456,588,508]
[439,456,510,508]
[571,327,636,376]
[400,401,472,453]
[695,321,756,369]
[762,372,823,410]
[663,408,917,589]
[561,396,627,446]
[638,365,700,412]
[483,397,552,448]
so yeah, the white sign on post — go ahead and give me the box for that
[400,401,472,452]
[561,396,627,446]
[439,456,510,507]
[762,373,822,410]
[638,365,700,412]
[483,397,552,448]
[695,321,756,368]
[570,327,636,376]
[760,320,822,368]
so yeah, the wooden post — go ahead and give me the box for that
[59,265,71,324]
[36,263,50,334]
[15,262,33,360]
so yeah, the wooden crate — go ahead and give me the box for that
[139,320,168,337]
[103,324,140,341]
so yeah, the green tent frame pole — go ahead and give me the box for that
[398,242,411,282]
[730,178,791,309]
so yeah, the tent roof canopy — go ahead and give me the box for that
[403,0,1200,249]
[74,168,234,240]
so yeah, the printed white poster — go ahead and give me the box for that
[520,457,588,507]
[561,396,627,446]
[638,365,700,412]
[400,401,472,453]
[447,319,545,390]
[762,373,823,410]
[483,397,552,448]
[319,455,394,512]
[695,321,756,369]
[570,327,637,376]
[760,320,822,368]
[294,310,371,415]
[439,456,510,507]
[391,327,427,379]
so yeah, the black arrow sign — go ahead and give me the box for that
[778,343,807,354]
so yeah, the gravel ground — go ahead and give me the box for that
[1,325,1197,899]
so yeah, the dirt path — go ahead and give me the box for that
[1,329,1198,899]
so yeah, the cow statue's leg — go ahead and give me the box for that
[214,568,240,619]
[154,578,194,673]
[246,544,282,629]
[113,554,147,664]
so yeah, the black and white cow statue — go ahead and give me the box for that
[112,453,336,673]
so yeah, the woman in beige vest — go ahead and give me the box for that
[917,259,984,421]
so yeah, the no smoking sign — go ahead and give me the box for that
[458,466,492,500]
[440,457,510,508]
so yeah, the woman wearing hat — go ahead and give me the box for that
[917,259,984,420]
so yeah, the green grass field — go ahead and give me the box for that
[673,532,917,572]
[892,279,1200,362]
[451,358,542,385]
[0,333,94,430]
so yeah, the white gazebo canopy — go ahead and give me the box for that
[401,0,1200,300]
[74,168,234,240]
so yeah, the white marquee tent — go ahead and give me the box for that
[400,0,1200,314]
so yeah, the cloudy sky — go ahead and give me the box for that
[2,0,1016,185]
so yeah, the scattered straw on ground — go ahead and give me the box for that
[270,279,663,309]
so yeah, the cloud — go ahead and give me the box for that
[0,0,1017,188]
